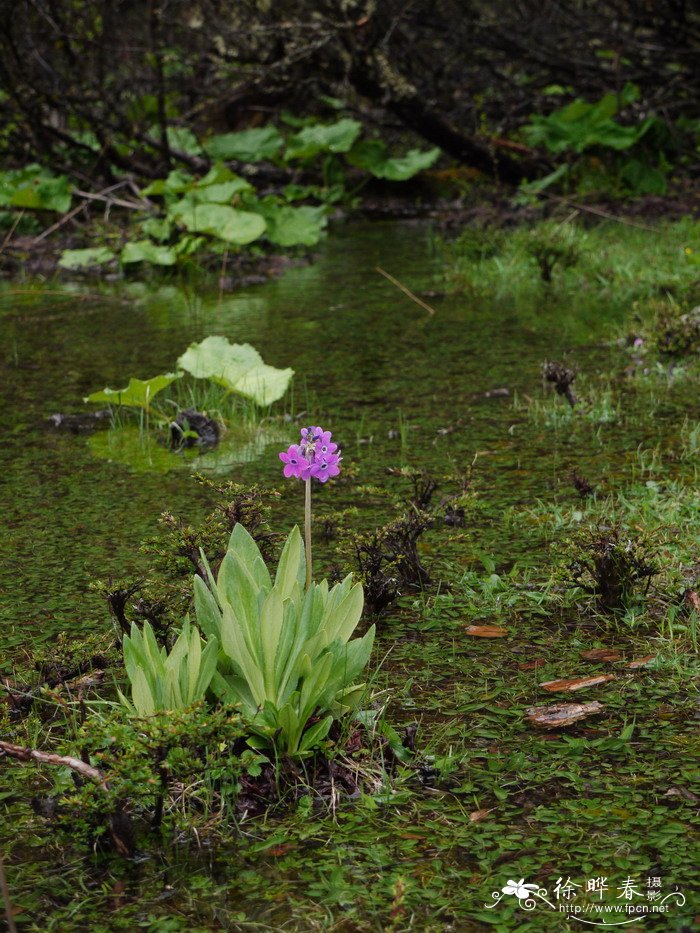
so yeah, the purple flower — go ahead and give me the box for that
[279,444,306,479]
[280,425,342,483]
[312,452,341,483]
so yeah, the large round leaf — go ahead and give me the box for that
[204,127,284,162]
[177,336,293,406]
[170,202,266,245]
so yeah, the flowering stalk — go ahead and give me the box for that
[304,476,312,589]
[279,425,341,589]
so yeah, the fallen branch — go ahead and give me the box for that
[72,189,147,211]
[539,191,657,232]
[376,267,435,316]
[0,739,108,790]
[0,740,133,856]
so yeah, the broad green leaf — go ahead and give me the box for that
[204,127,284,162]
[131,666,155,716]
[347,140,441,180]
[260,588,285,697]
[258,203,327,247]
[196,636,219,698]
[216,552,263,662]
[285,119,362,160]
[329,582,364,644]
[274,526,305,599]
[227,523,271,592]
[5,170,72,212]
[58,247,115,270]
[177,335,293,406]
[194,575,222,639]
[84,372,181,408]
[142,169,194,197]
[220,603,266,705]
[299,714,333,752]
[186,626,202,702]
[168,201,265,244]
[121,240,178,265]
[166,126,202,156]
[140,217,172,242]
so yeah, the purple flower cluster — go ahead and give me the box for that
[279,426,341,483]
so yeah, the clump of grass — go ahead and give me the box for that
[444,216,700,310]
[525,219,582,282]
[566,523,658,612]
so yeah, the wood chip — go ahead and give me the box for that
[580,648,622,662]
[468,808,494,822]
[525,701,605,729]
[518,659,546,671]
[626,655,655,669]
[465,624,508,638]
[540,675,615,692]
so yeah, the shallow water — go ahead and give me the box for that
[0,220,630,663]
[4,220,695,930]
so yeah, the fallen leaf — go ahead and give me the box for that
[627,655,655,669]
[525,701,605,729]
[469,808,494,823]
[465,624,508,638]
[518,659,546,671]
[664,786,700,803]
[580,648,622,662]
[268,844,297,857]
[540,675,615,692]
[684,590,700,612]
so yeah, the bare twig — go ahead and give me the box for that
[30,200,88,245]
[0,739,109,791]
[0,741,133,856]
[72,189,146,210]
[540,192,657,232]
[376,266,435,316]
[0,211,25,255]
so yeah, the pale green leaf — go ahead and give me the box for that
[84,372,181,409]
[203,127,284,162]
[168,201,265,244]
[58,247,115,270]
[121,240,178,266]
[177,335,293,406]
[274,526,305,600]
[298,714,333,752]
[285,119,362,160]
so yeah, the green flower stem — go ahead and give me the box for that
[304,478,312,589]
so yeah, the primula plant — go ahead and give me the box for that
[195,524,374,754]
[119,424,374,757]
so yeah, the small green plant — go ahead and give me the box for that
[566,524,658,612]
[195,524,375,755]
[653,302,700,356]
[119,619,219,715]
[525,221,581,282]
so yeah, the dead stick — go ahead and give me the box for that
[30,200,89,245]
[0,211,24,255]
[376,266,435,316]
[0,740,132,856]
[0,856,17,933]
[539,192,656,232]
[73,189,147,210]
[0,740,108,791]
